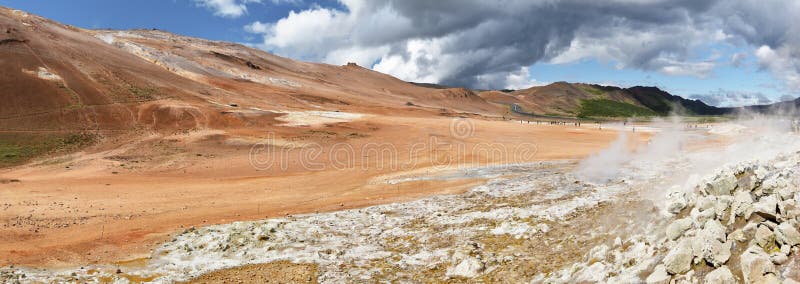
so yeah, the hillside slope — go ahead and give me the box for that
[0,6,503,165]
[478,82,727,117]
[0,7,500,133]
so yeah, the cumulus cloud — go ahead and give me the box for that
[195,0,260,18]
[690,89,774,107]
[502,67,549,90]
[755,45,800,92]
[243,0,800,92]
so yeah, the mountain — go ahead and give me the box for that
[1,6,509,166]
[0,5,508,131]
[475,82,729,117]
[738,97,800,114]
[0,6,731,134]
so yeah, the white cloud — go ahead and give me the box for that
[550,25,717,78]
[372,39,444,84]
[194,0,260,18]
[502,67,548,90]
[755,45,800,92]
[244,21,270,34]
[690,89,774,107]
[658,60,715,78]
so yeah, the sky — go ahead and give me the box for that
[2,0,799,107]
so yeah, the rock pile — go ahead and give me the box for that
[661,154,800,283]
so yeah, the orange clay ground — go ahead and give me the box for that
[0,113,648,268]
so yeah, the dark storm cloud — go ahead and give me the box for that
[248,0,800,91]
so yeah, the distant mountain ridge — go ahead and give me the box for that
[416,81,732,117]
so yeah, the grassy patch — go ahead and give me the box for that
[579,85,605,97]
[0,133,96,168]
[577,99,658,118]
[127,85,159,101]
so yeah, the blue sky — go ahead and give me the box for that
[1,0,796,107]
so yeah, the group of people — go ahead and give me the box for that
[513,119,587,127]
[515,119,584,126]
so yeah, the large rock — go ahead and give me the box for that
[713,196,733,219]
[697,220,731,267]
[704,265,736,284]
[740,246,778,284]
[702,240,732,267]
[754,225,776,248]
[731,191,754,218]
[663,239,693,275]
[760,172,790,196]
[703,172,737,196]
[736,169,758,192]
[667,191,691,214]
[690,207,717,225]
[703,219,727,242]
[666,218,693,240]
[774,222,800,246]
[752,195,779,221]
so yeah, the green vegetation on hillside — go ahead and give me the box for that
[0,133,96,168]
[577,99,658,118]
[579,85,605,97]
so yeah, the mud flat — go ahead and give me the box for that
[2,161,639,283]
[3,121,800,283]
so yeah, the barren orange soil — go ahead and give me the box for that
[0,114,646,267]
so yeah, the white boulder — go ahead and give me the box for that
[666,218,693,240]
[731,191,754,218]
[704,265,736,284]
[667,191,691,214]
[663,239,693,274]
[645,264,670,284]
[754,225,776,248]
[740,246,778,284]
[703,172,737,196]
[774,222,800,246]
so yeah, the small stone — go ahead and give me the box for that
[646,264,670,284]
[587,244,609,262]
[729,229,747,242]
[769,252,788,265]
[446,257,485,278]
